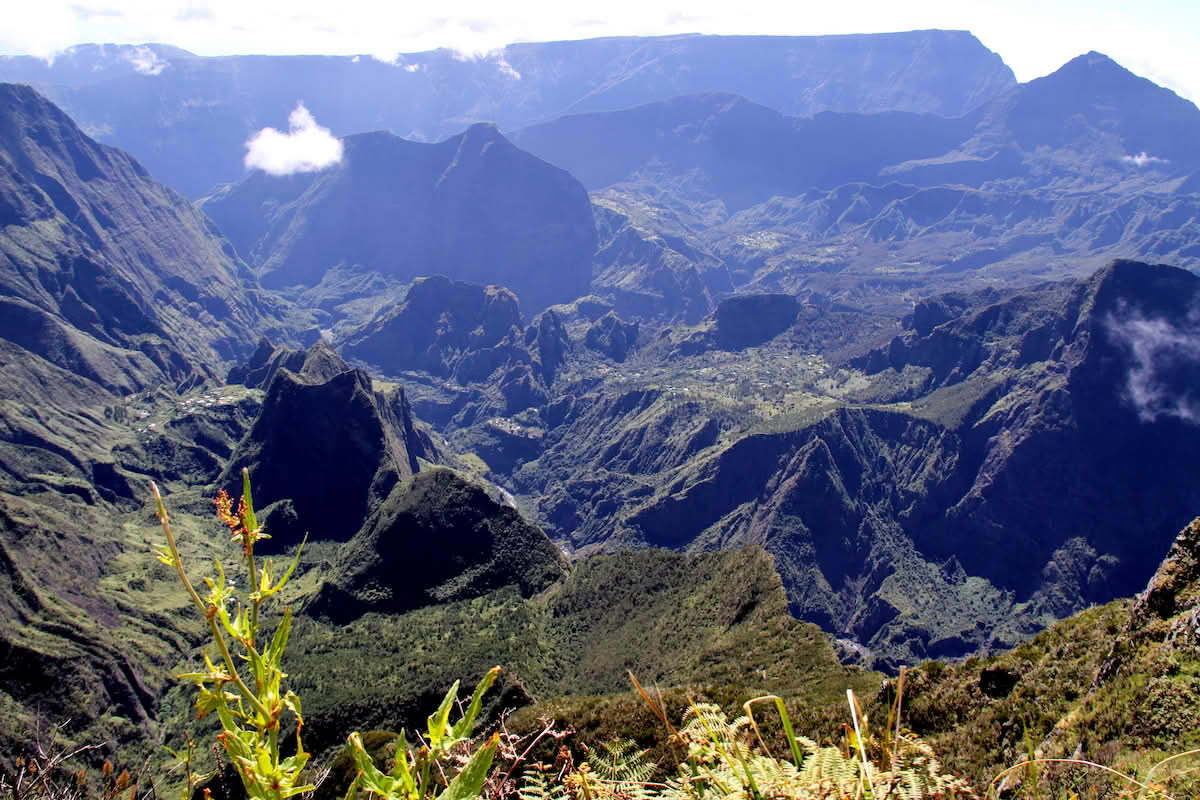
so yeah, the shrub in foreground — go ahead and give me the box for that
[152,471,498,800]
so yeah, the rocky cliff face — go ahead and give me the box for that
[512,261,1200,667]
[229,337,346,390]
[584,312,640,363]
[203,125,596,316]
[526,309,572,386]
[220,342,415,550]
[851,261,1200,600]
[0,83,279,389]
[591,198,732,323]
[887,513,1200,791]
[342,277,526,379]
[340,276,593,432]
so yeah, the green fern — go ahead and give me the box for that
[589,739,657,785]
[519,767,569,800]
[663,703,977,800]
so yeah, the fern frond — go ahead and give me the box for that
[590,739,656,784]
[544,699,979,800]
[520,767,569,800]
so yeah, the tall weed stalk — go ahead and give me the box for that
[153,471,499,800]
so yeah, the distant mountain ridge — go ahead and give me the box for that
[511,93,979,211]
[511,51,1200,319]
[202,124,596,317]
[515,51,1200,199]
[0,31,1016,196]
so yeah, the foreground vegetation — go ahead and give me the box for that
[5,480,1200,800]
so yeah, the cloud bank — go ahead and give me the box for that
[2,2,1199,107]
[1107,306,1200,424]
[244,103,343,176]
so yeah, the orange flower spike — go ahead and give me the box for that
[234,495,270,549]
[216,490,259,559]
[215,490,243,535]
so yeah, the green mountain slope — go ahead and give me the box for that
[500,261,1200,668]
[890,514,1200,795]
[0,83,286,389]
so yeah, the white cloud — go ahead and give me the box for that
[126,45,168,74]
[244,102,343,176]
[442,47,521,78]
[494,54,520,80]
[1107,305,1200,424]
[1121,152,1169,168]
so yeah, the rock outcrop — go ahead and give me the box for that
[525,309,572,386]
[304,469,568,623]
[520,261,1200,667]
[229,337,344,390]
[714,293,800,349]
[342,276,527,380]
[220,343,415,550]
[584,312,639,362]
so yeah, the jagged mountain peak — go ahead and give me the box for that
[220,341,415,551]
[203,124,596,315]
[461,120,502,138]
[976,51,1200,169]
[1078,257,1199,312]
[1055,259,1200,358]
[341,275,537,391]
[1024,49,1196,111]
[1062,260,1200,405]
[1055,50,1134,75]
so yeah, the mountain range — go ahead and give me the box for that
[0,31,1014,196]
[1,30,1199,789]
[513,51,1200,320]
[201,124,596,317]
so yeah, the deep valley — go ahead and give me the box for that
[2,28,1200,798]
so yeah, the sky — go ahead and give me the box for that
[3,0,1199,104]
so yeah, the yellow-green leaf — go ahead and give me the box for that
[427,680,459,749]
[434,733,498,800]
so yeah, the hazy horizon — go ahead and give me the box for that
[2,1,1198,104]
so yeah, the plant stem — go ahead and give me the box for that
[247,549,259,652]
[207,615,272,722]
[153,481,272,723]
[153,482,210,619]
